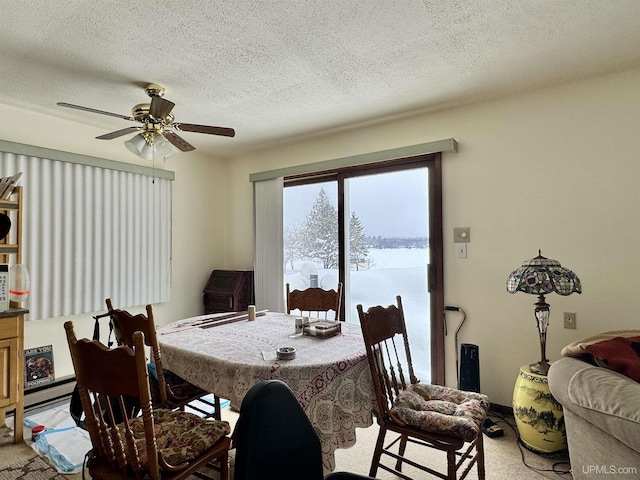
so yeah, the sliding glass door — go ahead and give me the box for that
[283,155,443,384]
[343,167,430,381]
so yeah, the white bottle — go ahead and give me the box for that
[9,263,30,304]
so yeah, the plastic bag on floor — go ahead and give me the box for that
[31,426,91,474]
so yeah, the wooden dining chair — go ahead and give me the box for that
[357,296,490,480]
[233,379,376,480]
[286,282,343,321]
[105,298,222,420]
[64,321,231,480]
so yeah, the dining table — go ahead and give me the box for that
[157,311,375,472]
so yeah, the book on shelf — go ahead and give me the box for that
[0,172,23,200]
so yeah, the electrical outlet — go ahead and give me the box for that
[564,312,577,329]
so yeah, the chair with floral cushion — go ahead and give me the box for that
[64,321,231,480]
[357,296,490,480]
[106,298,223,420]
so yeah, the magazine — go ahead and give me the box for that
[25,344,55,389]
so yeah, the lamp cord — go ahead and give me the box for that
[489,411,572,477]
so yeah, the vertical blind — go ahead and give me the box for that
[253,177,284,312]
[0,149,172,320]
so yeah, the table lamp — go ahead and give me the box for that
[506,250,581,375]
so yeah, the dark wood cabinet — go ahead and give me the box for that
[203,270,254,314]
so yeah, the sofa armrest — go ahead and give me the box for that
[549,357,640,454]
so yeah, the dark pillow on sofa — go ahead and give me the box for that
[585,336,640,382]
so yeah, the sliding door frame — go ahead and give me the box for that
[285,152,445,384]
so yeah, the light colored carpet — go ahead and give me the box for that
[333,414,572,479]
[1,411,572,479]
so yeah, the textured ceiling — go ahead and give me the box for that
[2,0,640,158]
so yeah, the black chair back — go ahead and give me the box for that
[233,380,324,480]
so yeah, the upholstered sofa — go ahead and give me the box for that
[548,336,640,480]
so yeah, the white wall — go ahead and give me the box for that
[2,67,639,406]
[222,67,640,406]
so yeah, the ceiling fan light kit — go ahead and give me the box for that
[124,133,175,160]
[153,135,174,157]
[124,133,148,157]
[57,83,235,160]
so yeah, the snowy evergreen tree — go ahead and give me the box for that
[349,211,369,270]
[301,189,339,269]
[286,189,371,271]
[284,221,305,270]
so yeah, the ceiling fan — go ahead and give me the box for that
[57,83,235,158]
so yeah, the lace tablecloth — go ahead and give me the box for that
[157,312,374,471]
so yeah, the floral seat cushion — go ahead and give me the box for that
[390,384,490,442]
[118,409,230,469]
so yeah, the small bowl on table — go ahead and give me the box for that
[276,347,296,360]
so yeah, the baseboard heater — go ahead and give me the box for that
[24,375,76,411]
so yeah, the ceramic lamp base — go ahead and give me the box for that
[512,365,567,454]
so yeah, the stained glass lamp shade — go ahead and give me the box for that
[507,250,582,374]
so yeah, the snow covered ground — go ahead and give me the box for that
[285,248,432,382]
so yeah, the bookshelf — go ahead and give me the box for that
[0,186,28,443]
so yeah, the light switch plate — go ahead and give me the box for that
[454,227,470,243]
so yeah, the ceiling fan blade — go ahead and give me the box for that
[150,96,175,120]
[57,102,135,121]
[173,123,235,137]
[96,127,141,140]
[164,132,196,152]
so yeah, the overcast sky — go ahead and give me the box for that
[284,168,428,238]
